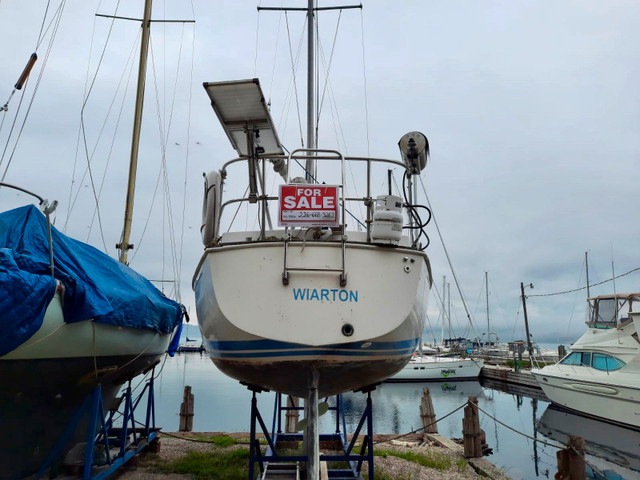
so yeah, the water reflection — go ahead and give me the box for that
[538,405,640,479]
[151,353,640,480]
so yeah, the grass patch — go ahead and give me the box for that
[363,466,406,480]
[190,434,237,447]
[155,448,258,480]
[376,449,453,471]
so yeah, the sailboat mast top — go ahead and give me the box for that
[117,0,152,264]
[257,2,362,183]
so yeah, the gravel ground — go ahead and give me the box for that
[111,432,509,480]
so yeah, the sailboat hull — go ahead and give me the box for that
[194,240,430,398]
[0,292,174,480]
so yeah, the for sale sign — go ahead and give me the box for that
[279,184,340,227]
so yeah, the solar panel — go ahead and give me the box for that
[203,78,284,156]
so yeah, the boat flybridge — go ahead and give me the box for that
[193,78,432,400]
[532,293,640,429]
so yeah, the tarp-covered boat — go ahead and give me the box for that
[0,204,183,480]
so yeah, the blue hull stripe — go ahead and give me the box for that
[204,338,418,359]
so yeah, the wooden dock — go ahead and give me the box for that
[479,364,549,402]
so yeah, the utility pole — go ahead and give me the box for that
[521,282,534,357]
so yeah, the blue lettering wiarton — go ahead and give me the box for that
[292,287,359,303]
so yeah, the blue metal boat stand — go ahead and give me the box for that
[33,368,160,480]
[246,385,376,480]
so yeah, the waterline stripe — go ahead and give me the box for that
[204,338,418,359]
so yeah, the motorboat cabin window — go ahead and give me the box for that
[592,353,626,372]
[587,294,640,328]
[589,298,617,328]
[560,352,591,366]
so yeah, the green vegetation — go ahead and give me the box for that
[376,448,467,472]
[190,434,237,447]
[147,448,258,480]
[505,359,554,369]
[363,466,411,480]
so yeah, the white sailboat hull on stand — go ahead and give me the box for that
[194,237,430,398]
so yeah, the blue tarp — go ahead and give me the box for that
[0,205,183,356]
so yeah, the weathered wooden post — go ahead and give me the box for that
[285,396,300,433]
[179,385,194,432]
[558,344,566,359]
[462,396,482,458]
[420,388,438,434]
[555,435,585,480]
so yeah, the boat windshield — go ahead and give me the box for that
[587,294,640,328]
[560,351,626,371]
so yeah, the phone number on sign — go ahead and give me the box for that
[282,211,335,220]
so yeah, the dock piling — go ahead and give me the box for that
[419,387,438,434]
[462,397,483,458]
[179,386,194,432]
[555,435,585,480]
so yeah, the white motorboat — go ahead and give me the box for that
[531,293,640,429]
[387,354,484,382]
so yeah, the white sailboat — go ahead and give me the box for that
[192,4,433,476]
[532,293,640,429]
[194,46,433,400]
[0,2,183,477]
[194,77,432,397]
[387,354,483,382]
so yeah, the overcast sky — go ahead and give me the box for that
[1,1,639,346]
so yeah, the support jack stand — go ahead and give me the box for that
[246,387,375,480]
[34,370,160,480]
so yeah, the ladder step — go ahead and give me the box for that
[262,461,300,480]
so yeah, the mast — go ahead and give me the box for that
[305,0,315,182]
[585,251,590,298]
[485,271,489,346]
[117,0,153,264]
[441,275,446,344]
[447,281,451,338]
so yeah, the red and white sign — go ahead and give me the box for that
[279,184,339,227]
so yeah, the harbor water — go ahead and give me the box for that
[146,352,640,480]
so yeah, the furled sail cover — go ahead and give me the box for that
[0,205,183,356]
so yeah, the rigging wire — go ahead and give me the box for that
[284,11,305,147]
[66,0,133,253]
[315,9,341,129]
[129,27,188,303]
[254,1,262,77]
[177,2,197,295]
[266,5,284,104]
[528,266,640,298]
[418,175,481,342]
[359,8,370,157]
[1,1,67,182]
[83,50,139,245]
[65,0,123,230]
